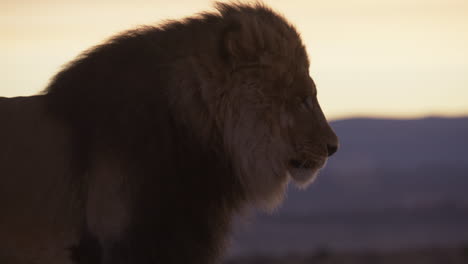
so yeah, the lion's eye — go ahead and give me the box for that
[300,96,314,111]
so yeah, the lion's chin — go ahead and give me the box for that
[287,159,327,187]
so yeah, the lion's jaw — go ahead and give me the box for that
[287,157,327,187]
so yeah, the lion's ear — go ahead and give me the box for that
[222,19,265,66]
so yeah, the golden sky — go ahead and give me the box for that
[1,0,467,120]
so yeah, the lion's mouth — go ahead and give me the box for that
[289,159,314,169]
[287,158,326,186]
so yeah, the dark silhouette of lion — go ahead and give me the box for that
[0,2,338,264]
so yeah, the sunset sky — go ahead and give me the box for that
[1,0,467,120]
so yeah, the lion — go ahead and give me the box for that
[0,2,338,264]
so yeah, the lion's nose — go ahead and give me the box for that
[327,144,338,157]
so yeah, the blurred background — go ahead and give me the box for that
[1,0,468,263]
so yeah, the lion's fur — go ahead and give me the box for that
[0,96,80,264]
[0,2,338,264]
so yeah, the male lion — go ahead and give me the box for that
[0,2,338,264]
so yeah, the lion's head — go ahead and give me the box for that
[178,3,339,209]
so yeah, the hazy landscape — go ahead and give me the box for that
[226,117,468,262]
[226,246,468,264]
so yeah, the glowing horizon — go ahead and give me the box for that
[1,0,467,120]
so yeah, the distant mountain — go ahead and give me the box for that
[331,117,468,167]
[228,117,468,256]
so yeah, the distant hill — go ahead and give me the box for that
[227,246,468,264]
[228,117,468,256]
[331,117,468,167]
